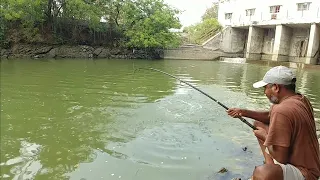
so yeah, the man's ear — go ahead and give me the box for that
[271,84,280,93]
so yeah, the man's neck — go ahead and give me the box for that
[279,91,297,103]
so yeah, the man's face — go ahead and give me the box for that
[264,84,279,104]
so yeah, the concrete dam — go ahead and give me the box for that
[164,25,320,65]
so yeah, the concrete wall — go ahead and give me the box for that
[306,24,320,64]
[164,27,246,60]
[246,26,264,60]
[224,28,248,53]
[278,25,292,56]
[202,27,247,53]
[216,0,320,65]
[164,24,319,64]
[229,28,248,53]
[163,46,243,60]
[288,28,310,62]
[309,24,320,57]
[261,28,275,60]
[262,28,275,54]
[272,25,292,61]
[202,32,222,51]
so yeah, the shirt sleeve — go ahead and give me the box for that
[264,111,292,148]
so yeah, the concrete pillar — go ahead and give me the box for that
[220,27,247,54]
[272,25,292,61]
[246,26,264,60]
[306,23,320,64]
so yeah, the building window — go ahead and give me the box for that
[225,13,232,20]
[270,5,281,13]
[246,9,255,16]
[297,2,311,11]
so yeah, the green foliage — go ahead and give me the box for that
[99,0,126,26]
[201,2,219,21]
[21,26,43,43]
[0,18,9,47]
[0,0,46,22]
[1,0,47,45]
[183,3,221,45]
[122,0,182,48]
[0,0,182,49]
[62,0,102,29]
[183,19,221,45]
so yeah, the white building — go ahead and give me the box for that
[218,0,320,27]
[216,0,320,64]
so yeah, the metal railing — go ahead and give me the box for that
[198,28,222,45]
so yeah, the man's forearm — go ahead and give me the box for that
[241,109,270,124]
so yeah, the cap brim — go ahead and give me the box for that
[253,81,268,88]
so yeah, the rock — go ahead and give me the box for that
[33,46,53,54]
[97,48,111,58]
[47,48,57,58]
[54,45,93,58]
[3,44,163,59]
[109,48,121,55]
[1,49,9,59]
[11,44,33,57]
[93,48,103,57]
[80,45,94,52]
[1,49,8,56]
[1,55,8,59]
[7,44,53,58]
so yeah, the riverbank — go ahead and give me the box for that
[0,44,163,60]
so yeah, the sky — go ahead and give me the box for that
[164,0,218,27]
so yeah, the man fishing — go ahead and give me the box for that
[227,66,320,180]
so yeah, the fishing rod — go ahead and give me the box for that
[136,67,257,130]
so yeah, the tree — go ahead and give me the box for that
[99,0,126,26]
[0,0,182,48]
[0,0,45,22]
[121,0,182,48]
[183,18,221,44]
[0,0,47,43]
[183,3,221,45]
[201,2,219,21]
[0,0,109,44]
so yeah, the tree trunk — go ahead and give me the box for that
[46,0,53,24]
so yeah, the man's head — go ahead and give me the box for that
[253,66,296,104]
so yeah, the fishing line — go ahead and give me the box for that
[135,67,257,130]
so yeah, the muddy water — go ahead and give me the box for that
[1,59,319,180]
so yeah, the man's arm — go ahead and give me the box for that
[268,145,289,164]
[253,127,290,164]
[227,108,270,124]
[263,112,292,164]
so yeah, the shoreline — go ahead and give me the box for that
[0,44,163,60]
[2,44,320,70]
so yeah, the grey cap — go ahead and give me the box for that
[253,66,296,88]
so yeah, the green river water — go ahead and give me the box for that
[1,59,320,180]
